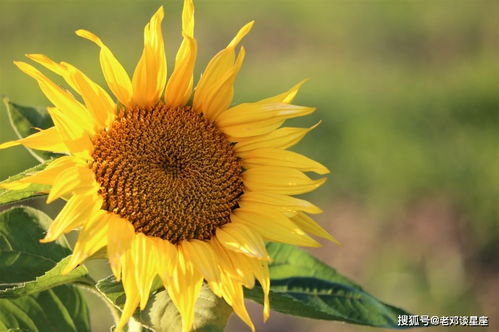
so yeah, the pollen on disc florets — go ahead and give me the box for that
[90,104,244,244]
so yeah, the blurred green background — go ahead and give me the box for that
[1,0,498,331]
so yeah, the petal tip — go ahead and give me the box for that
[0,140,20,150]
[39,236,53,244]
[317,166,331,175]
[330,236,342,246]
[75,29,103,47]
[156,5,165,16]
[12,60,24,68]
[25,53,43,61]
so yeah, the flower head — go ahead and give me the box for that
[1,1,334,330]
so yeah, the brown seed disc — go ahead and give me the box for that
[90,104,244,244]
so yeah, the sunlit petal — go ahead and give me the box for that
[75,29,132,106]
[132,6,167,107]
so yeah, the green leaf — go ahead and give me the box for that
[244,243,412,329]
[0,207,92,332]
[3,97,61,162]
[264,242,362,288]
[95,275,127,307]
[0,285,90,332]
[0,206,94,291]
[97,276,232,332]
[0,160,51,205]
[0,256,94,298]
[0,206,70,271]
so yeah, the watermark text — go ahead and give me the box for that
[398,315,489,327]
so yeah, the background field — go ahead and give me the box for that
[0,0,498,331]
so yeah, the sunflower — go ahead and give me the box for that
[0,0,335,331]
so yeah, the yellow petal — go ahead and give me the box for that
[288,211,340,244]
[234,122,320,152]
[234,205,321,247]
[155,237,177,285]
[198,21,253,90]
[40,192,102,243]
[240,148,329,175]
[0,140,20,150]
[204,47,245,121]
[218,102,315,138]
[216,222,268,259]
[132,6,167,107]
[194,47,245,121]
[116,249,141,331]
[165,36,197,108]
[221,246,255,289]
[0,181,31,190]
[76,29,132,106]
[249,258,270,321]
[165,247,203,332]
[227,251,270,321]
[132,233,158,309]
[46,107,93,158]
[181,0,195,36]
[193,21,254,121]
[240,191,322,214]
[228,21,255,48]
[14,61,95,136]
[209,237,255,289]
[26,54,116,130]
[47,163,97,203]
[243,166,326,195]
[25,54,78,91]
[62,211,109,274]
[218,102,315,127]
[12,156,79,186]
[217,270,255,332]
[165,0,196,108]
[257,79,308,104]
[0,127,66,153]
[208,238,241,282]
[181,239,220,283]
[107,213,135,280]
[61,62,116,129]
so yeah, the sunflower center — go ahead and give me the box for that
[90,104,244,244]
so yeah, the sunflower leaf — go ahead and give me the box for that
[97,276,232,332]
[2,97,62,162]
[0,206,70,265]
[244,243,413,329]
[0,255,94,298]
[0,206,93,291]
[0,206,91,332]
[0,285,90,332]
[0,160,51,205]
[264,242,362,288]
